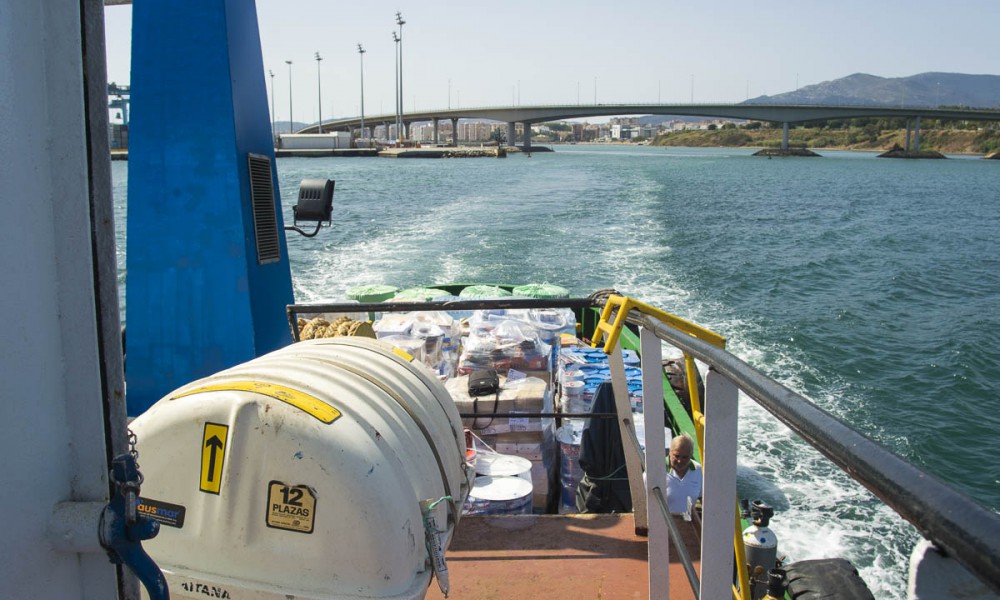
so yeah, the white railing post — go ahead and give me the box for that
[640,328,668,599]
[700,369,738,600]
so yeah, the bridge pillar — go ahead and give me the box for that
[906,120,912,152]
[383,121,389,142]
[451,117,459,146]
[433,118,439,145]
[781,122,789,150]
[507,121,516,147]
[913,116,921,153]
[523,122,532,151]
[404,121,410,140]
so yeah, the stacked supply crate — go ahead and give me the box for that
[446,374,553,511]
[554,340,644,513]
[451,308,576,512]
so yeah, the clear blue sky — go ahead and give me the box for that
[103,0,1000,124]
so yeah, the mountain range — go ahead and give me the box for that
[744,72,1000,108]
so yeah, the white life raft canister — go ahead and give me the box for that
[130,337,471,600]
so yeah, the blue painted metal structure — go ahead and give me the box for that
[126,0,293,415]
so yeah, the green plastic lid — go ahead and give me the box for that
[393,287,450,302]
[512,283,570,299]
[459,285,513,298]
[346,284,399,303]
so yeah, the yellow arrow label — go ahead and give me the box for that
[200,423,229,494]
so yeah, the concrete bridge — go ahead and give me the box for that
[301,103,1000,153]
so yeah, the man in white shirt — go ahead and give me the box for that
[666,433,702,514]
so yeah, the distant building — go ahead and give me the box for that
[107,83,130,149]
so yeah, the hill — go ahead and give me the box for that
[744,72,1000,108]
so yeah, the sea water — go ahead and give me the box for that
[110,144,1000,599]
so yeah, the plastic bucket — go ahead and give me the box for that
[463,476,533,515]
[557,425,584,509]
[562,380,585,397]
[476,451,532,482]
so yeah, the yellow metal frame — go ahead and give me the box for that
[589,295,749,600]
[591,295,726,355]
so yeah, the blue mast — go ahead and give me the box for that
[126,0,293,415]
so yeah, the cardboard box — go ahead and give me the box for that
[447,375,551,434]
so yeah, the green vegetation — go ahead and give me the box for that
[651,119,1000,154]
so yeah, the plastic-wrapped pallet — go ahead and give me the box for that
[373,311,461,379]
[457,316,552,382]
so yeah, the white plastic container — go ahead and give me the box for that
[475,451,532,482]
[463,476,533,515]
[130,338,471,600]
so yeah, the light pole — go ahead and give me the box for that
[285,60,293,133]
[396,11,405,143]
[392,31,400,143]
[315,52,323,134]
[268,69,275,144]
[358,43,366,147]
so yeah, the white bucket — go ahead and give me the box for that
[557,424,584,510]
[463,475,533,515]
[476,451,532,482]
[562,379,585,397]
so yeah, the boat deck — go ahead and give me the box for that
[426,513,700,600]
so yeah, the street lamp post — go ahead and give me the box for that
[395,11,405,143]
[268,69,275,144]
[392,31,399,144]
[358,43,366,147]
[315,52,323,134]
[285,60,293,134]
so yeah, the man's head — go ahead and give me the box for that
[669,434,695,476]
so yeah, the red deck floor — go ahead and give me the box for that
[426,513,700,600]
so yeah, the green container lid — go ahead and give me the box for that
[459,285,513,298]
[393,287,450,302]
[346,284,399,303]
[513,283,570,299]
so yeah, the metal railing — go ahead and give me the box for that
[625,308,1000,596]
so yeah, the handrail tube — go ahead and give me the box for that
[289,296,595,316]
[652,486,701,597]
[633,313,1000,592]
[287,297,597,341]
[459,412,616,419]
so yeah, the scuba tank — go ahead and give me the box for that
[743,500,779,599]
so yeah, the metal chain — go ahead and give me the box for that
[126,428,143,485]
[128,428,138,456]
